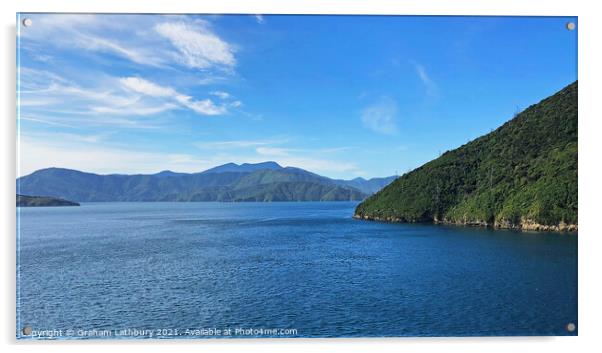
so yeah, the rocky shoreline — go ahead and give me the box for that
[353,214,578,233]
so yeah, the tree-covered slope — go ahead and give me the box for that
[354,81,577,231]
[228,181,365,202]
[17,194,79,207]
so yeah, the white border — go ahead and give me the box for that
[2,1,601,352]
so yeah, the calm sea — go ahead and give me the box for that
[17,202,577,338]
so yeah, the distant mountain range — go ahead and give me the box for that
[17,162,396,202]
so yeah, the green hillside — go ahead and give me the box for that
[354,81,578,231]
[17,194,79,207]
[228,181,364,202]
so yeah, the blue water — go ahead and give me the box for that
[17,202,577,338]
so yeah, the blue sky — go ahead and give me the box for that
[17,14,577,179]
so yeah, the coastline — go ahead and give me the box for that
[353,214,578,233]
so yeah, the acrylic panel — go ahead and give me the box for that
[16,13,578,339]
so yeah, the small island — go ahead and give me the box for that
[17,194,80,207]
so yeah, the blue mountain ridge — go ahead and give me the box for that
[17,162,396,202]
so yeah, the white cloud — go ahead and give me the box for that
[20,14,165,68]
[48,83,136,107]
[210,91,230,99]
[20,73,171,119]
[175,95,227,115]
[318,147,353,153]
[119,77,176,97]
[155,22,236,70]
[360,97,398,135]
[195,139,279,149]
[19,116,76,128]
[76,34,164,67]
[256,146,291,157]
[91,103,177,116]
[18,14,101,36]
[119,76,230,116]
[19,70,236,124]
[18,67,73,92]
[20,14,238,73]
[31,131,110,144]
[415,64,438,97]
[20,112,163,130]
[18,15,250,123]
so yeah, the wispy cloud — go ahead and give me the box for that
[18,67,72,91]
[90,103,177,116]
[195,139,282,150]
[415,63,438,97]
[27,131,112,144]
[19,14,102,34]
[75,34,164,67]
[20,75,163,121]
[155,21,236,71]
[119,77,176,97]
[255,146,292,157]
[19,71,165,119]
[20,15,165,67]
[120,76,232,116]
[254,15,265,24]
[19,69,238,122]
[360,96,398,135]
[20,14,238,74]
[175,95,227,115]
[19,116,76,128]
[17,14,254,131]
[210,91,231,99]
